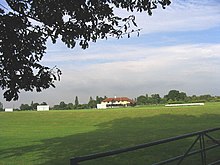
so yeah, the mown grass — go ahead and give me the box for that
[0,102,220,165]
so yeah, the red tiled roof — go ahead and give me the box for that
[102,97,135,104]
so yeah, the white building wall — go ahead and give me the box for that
[5,108,13,112]
[37,105,50,111]
[97,103,107,109]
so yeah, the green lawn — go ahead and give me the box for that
[0,103,220,165]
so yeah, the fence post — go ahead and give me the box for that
[199,133,207,165]
[70,158,79,165]
[202,133,207,165]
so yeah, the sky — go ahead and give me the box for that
[1,0,220,108]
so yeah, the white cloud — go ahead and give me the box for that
[35,44,220,105]
[117,0,220,34]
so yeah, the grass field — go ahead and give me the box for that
[0,103,220,165]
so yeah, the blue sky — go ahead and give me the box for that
[1,0,220,108]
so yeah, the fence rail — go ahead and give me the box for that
[70,127,220,165]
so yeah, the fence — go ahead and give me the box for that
[70,127,220,165]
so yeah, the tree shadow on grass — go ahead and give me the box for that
[1,113,220,165]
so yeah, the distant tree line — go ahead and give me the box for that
[136,90,220,105]
[1,90,220,111]
[20,101,47,110]
[18,96,107,110]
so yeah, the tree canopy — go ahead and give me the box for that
[164,90,187,102]
[0,0,171,101]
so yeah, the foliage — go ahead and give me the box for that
[53,101,76,110]
[0,102,3,111]
[136,95,148,105]
[32,102,39,110]
[136,90,220,106]
[0,8,61,101]
[20,103,31,110]
[29,101,40,110]
[40,102,47,105]
[164,90,187,102]
[137,94,162,105]
[150,94,161,104]
[52,96,104,110]
[53,101,68,110]
[0,0,171,101]
[74,96,79,108]
[18,101,50,110]
[67,103,74,109]
[88,98,97,109]
[96,96,105,104]
[59,101,67,110]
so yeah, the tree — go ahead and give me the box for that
[40,102,47,105]
[199,94,213,102]
[164,90,187,102]
[59,101,67,110]
[32,102,39,110]
[67,103,74,109]
[88,97,97,109]
[30,101,34,110]
[0,0,171,101]
[52,104,60,110]
[136,95,147,105]
[151,94,161,104]
[96,96,105,104]
[20,103,31,110]
[0,102,3,111]
[89,96,93,102]
[179,92,187,101]
[30,101,39,110]
[74,96,79,109]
